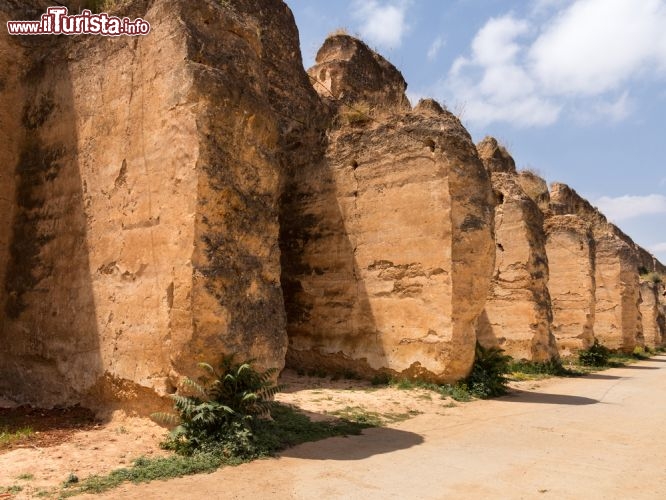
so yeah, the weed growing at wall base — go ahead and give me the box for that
[60,357,376,496]
[578,340,611,367]
[62,404,371,496]
[465,343,511,398]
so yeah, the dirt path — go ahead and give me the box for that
[86,356,666,500]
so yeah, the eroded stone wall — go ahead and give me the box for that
[639,281,665,349]
[544,215,596,356]
[0,0,323,410]
[281,40,494,381]
[1,0,665,411]
[476,139,557,361]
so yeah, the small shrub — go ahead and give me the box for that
[439,383,474,402]
[632,346,651,360]
[578,340,610,367]
[64,473,79,485]
[647,272,662,284]
[465,343,511,398]
[340,101,373,126]
[152,355,280,457]
[370,372,391,386]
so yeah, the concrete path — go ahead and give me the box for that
[99,356,666,499]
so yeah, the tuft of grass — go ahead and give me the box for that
[641,272,663,284]
[329,406,384,427]
[509,360,581,380]
[631,346,651,360]
[62,404,370,497]
[339,101,373,126]
[0,426,33,447]
[0,485,23,494]
[17,473,34,481]
[440,383,475,402]
[329,406,421,426]
[328,27,350,37]
[389,377,475,402]
[61,454,222,497]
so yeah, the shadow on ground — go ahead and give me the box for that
[500,391,598,406]
[582,374,626,380]
[617,365,660,370]
[281,425,424,461]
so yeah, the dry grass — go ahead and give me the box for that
[328,27,350,37]
[339,101,373,126]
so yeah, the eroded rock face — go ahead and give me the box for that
[0,4,26,327]
[639,281,665,349]
[307,34,410,111]
[517,171,550,211]
[544,215,596,356]
[476,141,557,362]
[550,183,647,352]
[476,137,516,174]
[0,0,322,410]
[593,234,643,351]
[549,183,645,352]
[281,50,495,381]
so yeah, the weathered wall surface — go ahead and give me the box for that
[549,183,648,352]
[281,38,494,382]
[2,1,665,411]
[307,34,411,112]
[0,3,27,324]
[544,215,596,356]
[592,234,643,351]
[0,0,323,409]
[476,139,557,361]
[0,8,103,406]
[639,281,665,349]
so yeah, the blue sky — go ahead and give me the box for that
[287,0,666,264]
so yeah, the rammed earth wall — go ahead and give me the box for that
[0,0,663,410]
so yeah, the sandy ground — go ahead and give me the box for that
[3,357,666,499]
[0,410,169,498]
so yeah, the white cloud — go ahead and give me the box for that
[443,15,561,127]
[531,0,574,15]
[573,91,633,124]
[471,15,529,66]
[529,0,666,95]
[593,194,666,222]
[433,0,666,127]
[427,36,445,61]
[352,0,410,49]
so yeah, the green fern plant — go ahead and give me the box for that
[152,355,281,456]
[465,343,511,398]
